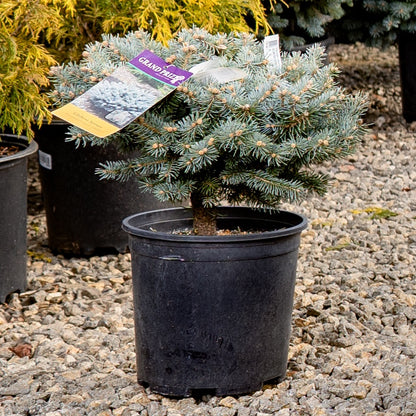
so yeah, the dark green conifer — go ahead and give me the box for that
[264,0,353,49]
[332,0,416,47]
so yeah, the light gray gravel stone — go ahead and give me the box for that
[1,42,415,416]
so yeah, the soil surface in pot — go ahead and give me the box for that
[0,145,20,157]
[171,226,276,236]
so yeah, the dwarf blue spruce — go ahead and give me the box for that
[49,27,368,235]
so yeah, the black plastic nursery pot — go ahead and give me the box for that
[289,36,335,53]
[0,134,38,303]
[35,119,168,256]
[399,31,416,123]
[288,36,335,65]
[122,207,308,397]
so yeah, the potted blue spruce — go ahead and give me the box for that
[49,27,368,396]
[332,0,416,122]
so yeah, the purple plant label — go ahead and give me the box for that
[129,50,193,87]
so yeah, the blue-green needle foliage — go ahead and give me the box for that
[49,27,368,214]
[265,0,353,49]
[333,1,416,47]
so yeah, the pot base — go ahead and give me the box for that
[138,375,286,398]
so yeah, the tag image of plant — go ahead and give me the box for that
[71,68,160,127]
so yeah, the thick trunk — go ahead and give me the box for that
[190,193,217,236]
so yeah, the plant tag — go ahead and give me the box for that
[190,58,247,83]
[263,34,282,70]
[38,150,52,170]
[192,67,247,83]
[190,57,221,74]
[52,50,193,138]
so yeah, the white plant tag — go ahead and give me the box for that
[264,34,282,70]
[190,57,221,74]
[192,67,247,83]
[190,58,247,84]
[39,150,52,170]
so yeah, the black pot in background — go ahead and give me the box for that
[35,120,170,256]
[0,134,38,303]
[398,31,416,123]
[122,207,307,397]
[286,36,335,65]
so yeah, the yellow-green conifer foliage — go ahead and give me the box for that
[97,0,274,45]
[3,0,276,63]
[0,1,63,138]
[0,0,274,138]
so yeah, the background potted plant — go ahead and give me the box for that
[0,132,38,304]
[0,4,57,301]
[332,0,416,122]
[49,27,368,396]
[0,133,38,303]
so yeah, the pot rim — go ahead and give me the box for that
[122,206,308,243]
[0,134,38,163]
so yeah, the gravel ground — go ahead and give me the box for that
[1,43,416,416]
